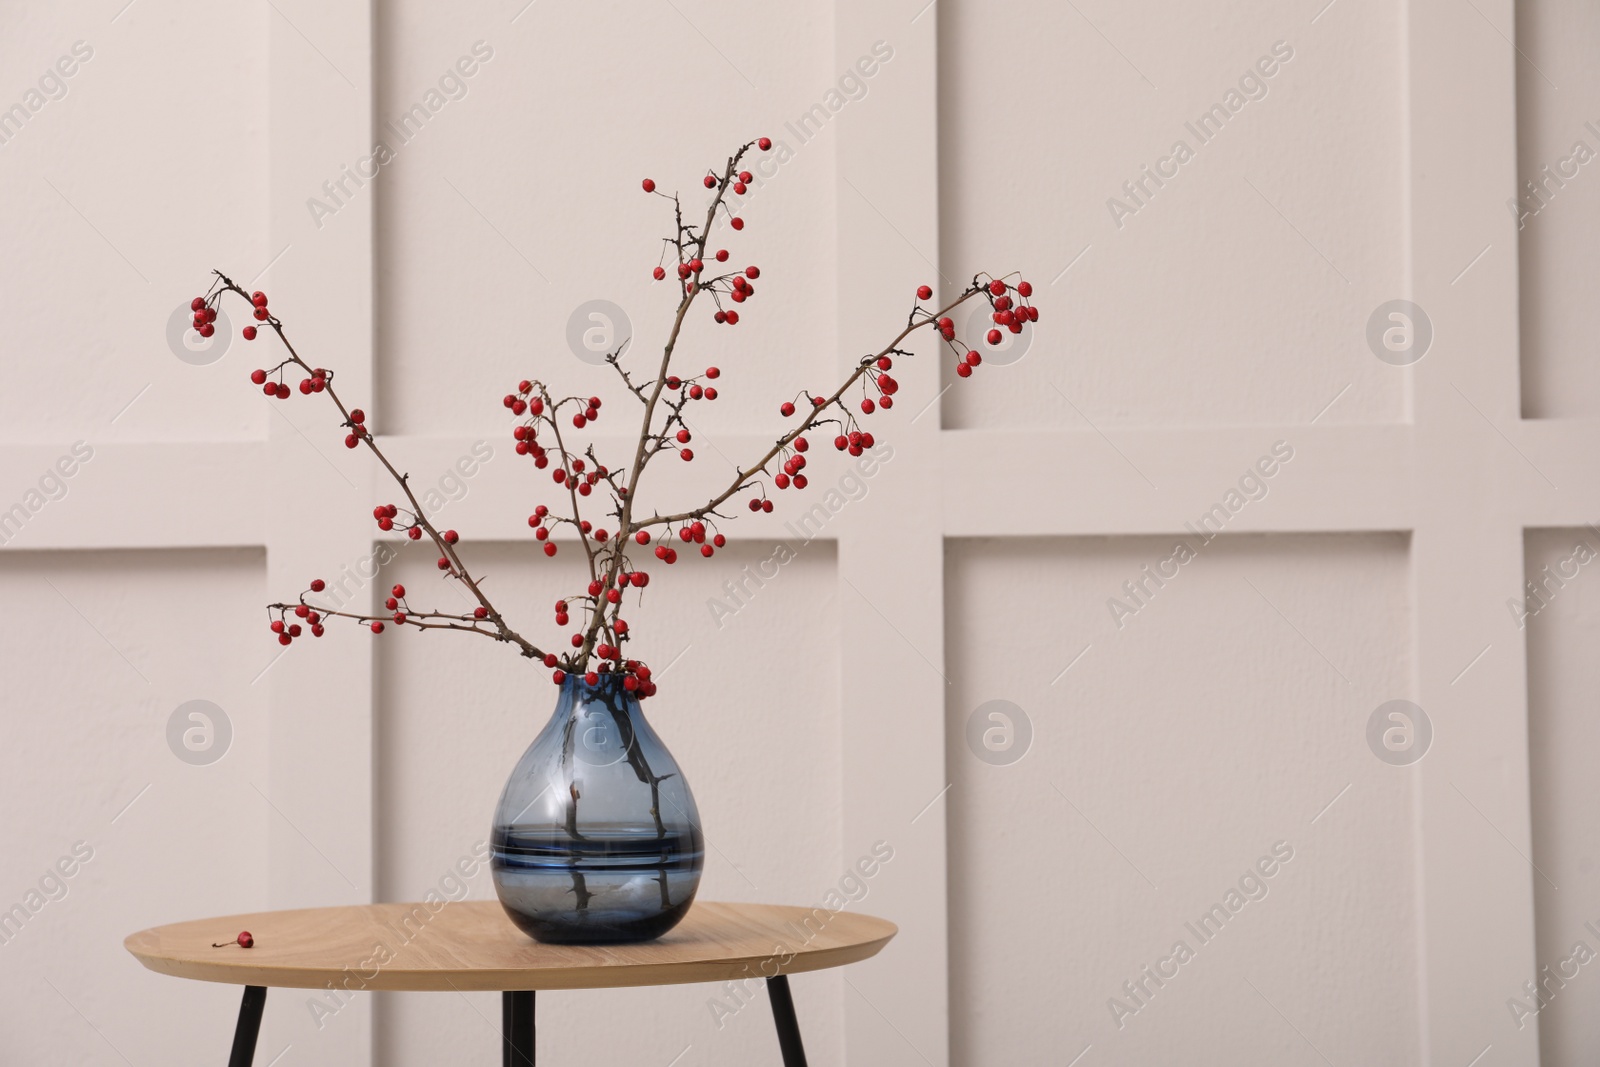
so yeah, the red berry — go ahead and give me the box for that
[701,544,714,557]
[251,291,268,307]
[966,350,982,367]
[345,434,359,449]
[704,175,717,188]
[653,266,666,280]
[250,369,267,385]
[761,500,773,513]
[861,398,875,414]
[758,137,772,150]
[552,670,566,684]
[916,285,933,301]
[198,323,216,338]
[989,279,1008,296]
[243,326,258,341]
[350,409,366,424]
[253,307,268,321]
[392,584,406,597]
[544,542,557,557]
[238,931,253,948]
[680,448,694,461]
[730,217,744,230]
[780,401,795,417]
[370,621,384,633]
[274,383,291,399]
[705,366,720,379]
[956,363,973,378]
[704,387,717,400]
[1017,281,1033,297]
[987,329,1002,345]
[642,178,656,193]
[190,297,206,312]
[438,557,451,570]
[443,529,459,544]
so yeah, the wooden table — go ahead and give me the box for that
[126,900,896,1066]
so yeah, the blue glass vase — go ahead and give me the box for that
[491,674,704,943]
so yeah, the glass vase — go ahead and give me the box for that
[490,674,704,943]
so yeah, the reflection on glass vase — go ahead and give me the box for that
[491,674,704,943]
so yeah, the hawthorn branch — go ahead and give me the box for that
[212,271,549,663]
[272,601,500,639]
[578,142,757,664]
[628,285,986,531]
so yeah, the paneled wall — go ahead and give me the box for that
[2,2,1598,1065]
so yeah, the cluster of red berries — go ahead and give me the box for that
[834,429,877,455]
[366,502,427,543]
[192,290,272,342]
[982,280,1036,350]
[914,277,1038,379]
[860,358,900,413]
[652,520,723,561]
[661,372,719,404]
[527,505,558,558]
[270,577,336,644]
[190,296,219,338]
[248,364,328,401]
[343,407,368,447]
[774,439,810,490]
[552,659,658,697]
[712,268,759,326]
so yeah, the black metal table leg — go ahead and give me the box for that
[766,975,808,1067]
[502,990,535,1066]
[227,985,267,1067]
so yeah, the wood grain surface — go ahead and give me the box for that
[125,900,896,991]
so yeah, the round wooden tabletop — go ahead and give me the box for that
[125,900,896,992]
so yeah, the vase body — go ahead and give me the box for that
[491,675,703,943]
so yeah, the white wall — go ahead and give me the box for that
[2,1,1597,1065]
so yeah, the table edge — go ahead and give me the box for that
[123,903,898,992]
